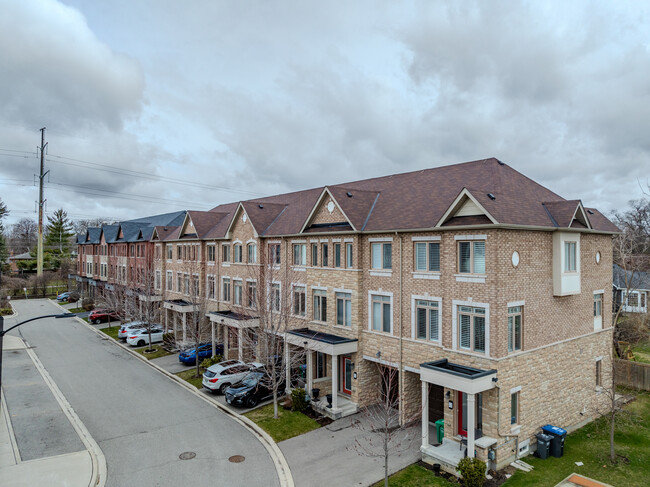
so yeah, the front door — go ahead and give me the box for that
[457,392,483,437]
[341,355,352,394]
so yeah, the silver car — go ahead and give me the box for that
[202,360,263,394]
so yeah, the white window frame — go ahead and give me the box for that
[457,239,486,274]
[293,244,307,266]
[207,275,216,300]
[247,242,257,264]
[336,291,352,327]
[508,305,523,353]
[452,299,490,356]
[233,279,243,306]
[313,289,328,322]
[411,295,441,343]
[221,276,231,302]
[166,270,173,291]
[292,284,306,317]
[368,291,393,334]
[414,241,441,272]
[371,242,392,270]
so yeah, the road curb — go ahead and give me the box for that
[21,335,107,487]
[65,306,294,487]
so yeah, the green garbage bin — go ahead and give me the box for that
[434,419,445,444]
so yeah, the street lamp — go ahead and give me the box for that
[0,313,75,393]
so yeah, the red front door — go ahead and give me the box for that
[458,392,467,437]
[341,355,352,394]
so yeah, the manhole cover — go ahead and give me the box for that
[229,455,245,463]
[179,452,196,460]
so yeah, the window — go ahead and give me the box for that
[371,243,392,269]
[271,283,281,312]
[247,243,257,263]
[415,300,440,342]
[458,241,485,274]
[234,244,243,263]
[222,277,231,302]
[596,359,602,387]
[207,276,216,299]
[207,245,216,263]
[247,281,257,308]
[311,243,318,266]
[177,272,182,292]
[293,286,306,316]
[177,245,182,260]
[594,294,603,317]
[415,242,440,272]
[458,306,486,353]
[508,306,522,352]
[510,391,519,425]
[183,274,190,294]
[322,243,329,267]
[222,244,231,262]
[233,280,243,305]
[315,352,327,379]
[371,294,391,333]
[626,291,639,307]
[269,244,281,265]
[334,243,341,268]
[564,242,576,272]
[336,292,352,327]
[346,243,353,268]
[293,244,306,266]
[155,271,161,290]
[313,289,327,322]
[166,271,173,291]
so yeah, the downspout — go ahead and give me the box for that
[397,231,404,425]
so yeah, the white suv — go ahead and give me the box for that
[126,327,165,347]
[202,360,263,394]
[117,321,147,339]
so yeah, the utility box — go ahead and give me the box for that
[541,424,567,458]
[535,433,552,459]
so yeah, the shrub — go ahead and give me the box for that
[291,388,308,412]
[200,355,223,368]
[457,457,485,487]
[68,291,80,303]
[81,297,95,311]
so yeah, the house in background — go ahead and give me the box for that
[613,263,649,314]
[73,157,619,473]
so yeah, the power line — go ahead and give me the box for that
[46,153,263,196]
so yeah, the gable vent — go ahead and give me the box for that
[487,193,496,200]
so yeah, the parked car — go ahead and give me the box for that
[126,327,165,347]
[117,321,148,339]
[225,369,280,408]
[202,360,262,394]
[178,342,224,365]
[88,309,120,324]
[56,291,72,302]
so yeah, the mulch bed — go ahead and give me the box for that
[416,460,516,486]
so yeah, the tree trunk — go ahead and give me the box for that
[610,408,616,462]
[273,389,279,419]
[384,435,389,487]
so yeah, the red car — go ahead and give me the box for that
[88,309,120,324]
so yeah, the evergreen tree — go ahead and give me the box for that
[45,208,74,255]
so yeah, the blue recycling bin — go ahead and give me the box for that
[541,424,567,458]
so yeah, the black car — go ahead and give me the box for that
[225,370,282,408]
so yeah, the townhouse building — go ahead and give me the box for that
[75,158,618,472]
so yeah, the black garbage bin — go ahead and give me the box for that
[541,424,567,458]
[535,433,552,459]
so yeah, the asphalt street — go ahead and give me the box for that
[6,299,280,487]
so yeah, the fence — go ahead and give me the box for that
[615,359,650,391]
[1,284,68,299]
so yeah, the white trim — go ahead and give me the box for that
[310,285,328,291]
[320,238,329,243]
[455,275,486,284]
[344,238,354,242]
[454,234,487,240]
[333,287,354,294]
[246,238,257,244]
[291,239,307,243]
[368,237,393,242]
[411,236,441,241]
[510,385,522,394]
[411,294,442,343]
[233,239,242,244]
[370,271,392,277]
[309,239,319,243]
[292,266,306,272]
[245,278,257,283]
[451,299,490,356]
[593,289,605,295]
[413,273,440,280]
[507,300,525,308]
[332,238,341,242]
[404,366,421,374]
[595,355,604,362]
[267,240,281,244]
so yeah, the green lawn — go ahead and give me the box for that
[99,326,120,340]
[67,307,85,313]
[371,465,455,487]
[175,368,205,389]
[631,341,650,364]
[244,403,321,442]
[134,345,173,360]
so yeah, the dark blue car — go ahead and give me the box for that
[178,342,224,365]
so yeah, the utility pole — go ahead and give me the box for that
[37,127,48,276]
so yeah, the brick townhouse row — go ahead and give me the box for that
[75,158,618,472]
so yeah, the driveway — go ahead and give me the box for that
[6,299,281,487]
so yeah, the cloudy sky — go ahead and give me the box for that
[1,0,649,227]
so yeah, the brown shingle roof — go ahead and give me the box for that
[207,158,617,235]
[186,211,230,238]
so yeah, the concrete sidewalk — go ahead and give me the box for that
[0,334,105,487]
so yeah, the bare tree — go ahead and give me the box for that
[237,247,308,418]
[351,359,418,487]
[9,218,38,254]
[96,282,130,330]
